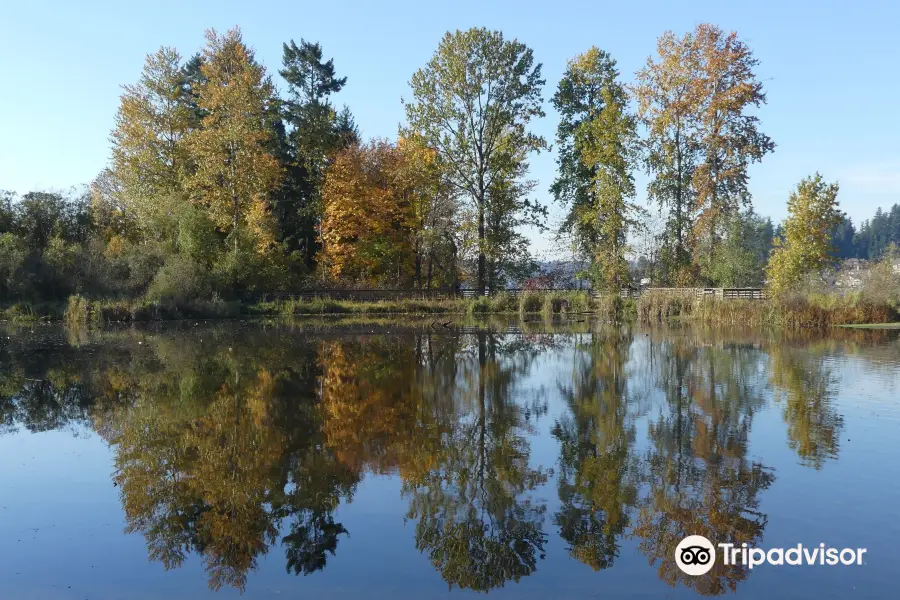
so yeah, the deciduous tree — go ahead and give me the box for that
[110,47,194,240]
[633,32,699,284]
[319,140,415,285]
[766,174,842,295]
[551,47,620,261]
[405,28,547,292]
[689,24,774,277]
[184,28,282,284]
[561,49,641,291]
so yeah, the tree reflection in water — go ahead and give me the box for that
[0,323,875,594]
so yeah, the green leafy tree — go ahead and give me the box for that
[564,49,641,291]
[705,209,773,287]
[550,47,620,261]
[0,191,14,233]
[404,28,547,292]
[766,174,842,295]
[110,47,194,240]
[483,143,544,288]
[0,190,91,300]
[0,232,28,299]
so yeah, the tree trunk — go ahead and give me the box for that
[414,239,422,290]
[477,202,486,294]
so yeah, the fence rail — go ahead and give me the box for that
[595,287,767,301]
[238,286,766,303]
[240,287,591,302]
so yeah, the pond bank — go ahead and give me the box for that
[3,290,897,329]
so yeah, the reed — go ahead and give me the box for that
[637,289,899,328]
[518,291,544,314]
[65,295,241,325]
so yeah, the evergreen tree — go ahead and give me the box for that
[830,216,856,259]
[278,39,350,268]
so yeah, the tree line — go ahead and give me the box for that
[1,24,898,304]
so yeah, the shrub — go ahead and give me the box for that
[519,292,543,314]
[147,255,212,304]
[564,291,592,313]
[466,297,492,315]
[65,294,92,326]
[490,292,519,313]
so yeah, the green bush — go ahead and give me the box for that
[147,254,212,304]
[564,291,592,313]
[468,297,492,314]
[490,292,519,313]
[519,292,543,313]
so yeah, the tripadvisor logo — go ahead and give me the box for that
[675,535,868,575]
[675,535,717,576]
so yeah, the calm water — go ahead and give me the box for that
[1,320,899,599]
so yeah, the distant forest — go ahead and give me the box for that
[831,205,900,260]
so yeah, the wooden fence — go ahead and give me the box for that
[240,287,766,303]
[597,287,767,301]
[241,288,592,302]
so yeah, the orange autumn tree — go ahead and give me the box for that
[320,139,431,286]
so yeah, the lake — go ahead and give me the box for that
[1,319,899,599]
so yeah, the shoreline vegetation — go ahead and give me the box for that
[1,287,897,329]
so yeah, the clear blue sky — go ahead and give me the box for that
[2,0,898,255]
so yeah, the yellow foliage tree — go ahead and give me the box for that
[185,28,281,261]
[110,46,194,239]
[766,174,842,295]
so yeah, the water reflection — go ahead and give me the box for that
[1,323,897,596]
[635,334,773,595]
[552,327,638,572]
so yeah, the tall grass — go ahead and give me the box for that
[65,294,241,325]
[637,289,899,328]
[0,301,65,322]
[636,290,697,323]
[264,297,476,316]
[515,290,593,315]
[593,294,637,322]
